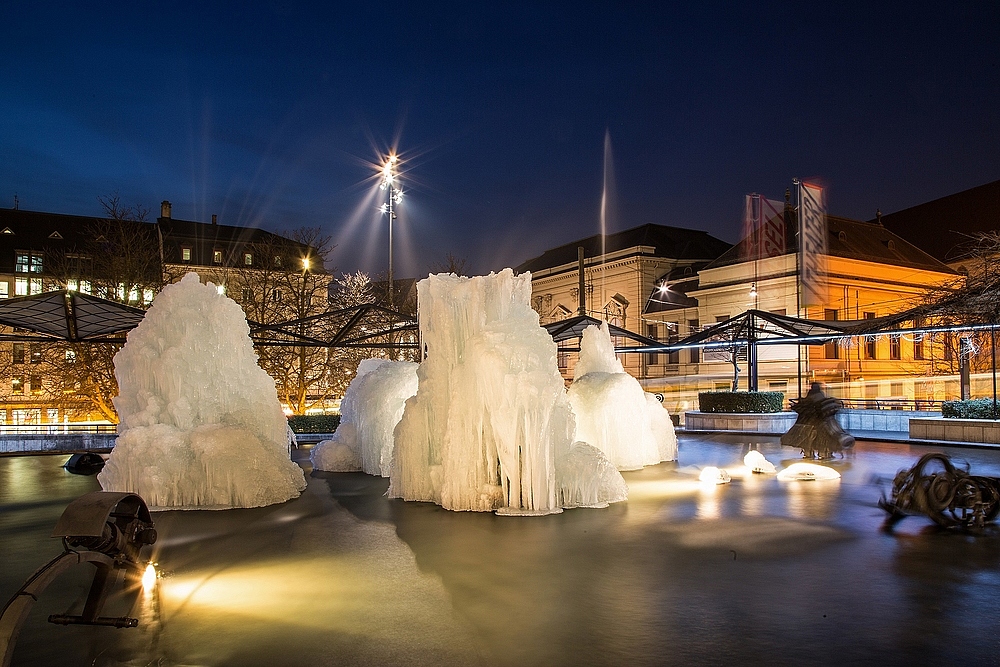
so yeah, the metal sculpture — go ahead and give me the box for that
[0,492,156,667]
[780,382,855,459]
[879,452,1000,533]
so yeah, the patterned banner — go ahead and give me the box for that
[740,194,786,261]
[799,182,827,308]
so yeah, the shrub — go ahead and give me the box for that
[287,414,341,433]
[698,391,785,414]
[941,398,1000,419]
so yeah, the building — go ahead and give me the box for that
[0,202,323,425]
[646,210,958,413]
[515,223,732,379]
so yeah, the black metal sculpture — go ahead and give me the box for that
[879,452,1000,533]
[780,382,855,459]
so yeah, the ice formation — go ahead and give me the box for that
[744,450,777,474]
[311,358,419,476]
[99,273,306,509]
[776,462,841,481]
[699,466,732,484]
[388,270,626,514]
[568,322,678,469]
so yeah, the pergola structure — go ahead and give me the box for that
[0,289,419,349]
[542,314,661,353]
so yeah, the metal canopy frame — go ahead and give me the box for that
[248,303,419,349]
[0,290,146,343]
[542,314,662,353]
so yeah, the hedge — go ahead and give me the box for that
[287,414,341,433]
[697,391,785,414]
[941,398,1000,419]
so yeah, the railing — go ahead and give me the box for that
[790,398,942,412]
[0,424,117,434]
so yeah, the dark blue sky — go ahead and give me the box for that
[2,2,998,277]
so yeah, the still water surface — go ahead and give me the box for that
[3,436,1000,666]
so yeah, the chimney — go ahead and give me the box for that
[160,201,172,219]
[212,214,217,225]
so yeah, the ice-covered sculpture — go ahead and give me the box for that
[98,273,306,509]
[311,358,418,476]
[389,270,625,514]
[567,322,677,469]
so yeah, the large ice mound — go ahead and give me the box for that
[568,322,677,469]
[389,270,626,513]
[311,358,419,476]
[98,272,306,509]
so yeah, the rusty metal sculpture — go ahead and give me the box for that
[879,452,1000,533]
[780,382,855,459]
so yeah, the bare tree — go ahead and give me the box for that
[431,252,468,276]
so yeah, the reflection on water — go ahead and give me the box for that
[3,438,1000,666]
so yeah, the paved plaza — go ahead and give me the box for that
[3,435,1000,666]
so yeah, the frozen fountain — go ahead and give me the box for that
[568,322,677,469]
[388,270,626,514]
[98,273,307,509]
[311,358,419,476]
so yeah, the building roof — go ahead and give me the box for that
[514,223,733,275]
[875,179,1000,263]
[157,216,315,268]
[703,214,956,275]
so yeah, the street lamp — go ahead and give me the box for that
[379,154,403,306]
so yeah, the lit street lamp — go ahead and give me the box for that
[379,154,403,306]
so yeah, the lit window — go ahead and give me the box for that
[143,289,154,305]
[14,278,27,296]
[182,247,192,262]
[213,250,223,264]
[79,281,91,294]
[242,288,252,302]
[67,279,78,291]
[11,376,23,395]
[244,253,253,266]
[271,288,282,302]
[29,343,41,364]
[15,252,28,273]
[29,278,41,294]
[30,375,42,395]
[65,349,76,363]
[0,282,7,298]
[30,254,42,273]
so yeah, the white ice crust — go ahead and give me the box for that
[568,323,677,469]
[311,358,419,476]
[98,273,306,509]
[389,270,626,513]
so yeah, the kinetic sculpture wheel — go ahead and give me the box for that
[879,453,1000,533]
[0,492,157,667]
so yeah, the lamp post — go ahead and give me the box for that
[379,155,403,307]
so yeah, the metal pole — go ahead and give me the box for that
[387,191,394,308]
[992,325,997,415]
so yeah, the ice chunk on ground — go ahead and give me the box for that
[311,358,418,476]
[99,272,306,509]
[744,450,777,474]
[389,270,575,514]
[568,323,677,469]
[556,442,628,508]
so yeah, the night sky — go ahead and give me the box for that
[2,2,998,278]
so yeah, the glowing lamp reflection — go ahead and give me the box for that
[142,563,157,592]
[699,466,731,485]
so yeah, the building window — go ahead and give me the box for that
[14,278,27,296]
[645,324,659,366]
[824,309,839,359]
[688,319,700,364]
[213,250,223,264]
[79,280,91,295]
[15,252,43,274]
[864,312,876,359]
[181,247,192,262]
[0,281,8,298]
[11,376,23,395]
[46,408,59,423]
[29,278,41,294]
[12,343,24,364]
[244,253,253,266]
[242,288,253,302]
[30,375,42,395]
[271,289,282,302]
[944,331,953,361]
[65,349,76,363]
[29,343,41,364]
[667,324,680,364]
[889,328,901,360]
